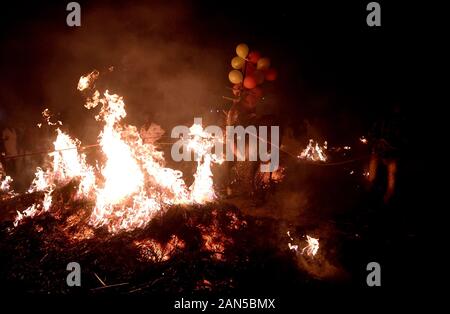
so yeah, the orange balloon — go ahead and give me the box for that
[231,56,245,69]
[248,51,261,64]
[243,76,257,89]
[229,70,243,84]
[236,43,249,59]
[265,68,277,81]
[253,70,265,85]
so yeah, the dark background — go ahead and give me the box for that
[0,0,423,141]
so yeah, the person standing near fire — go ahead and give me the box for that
[367,104,405,203]
[225,44,279,197]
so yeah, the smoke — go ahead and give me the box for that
[2,1,229,144]
[0,1,236,191]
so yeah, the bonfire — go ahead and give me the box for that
[0,71,324,294]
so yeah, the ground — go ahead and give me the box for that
[0,151,420,296]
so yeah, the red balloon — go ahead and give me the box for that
[244,63,256,75]
[243,76,257,89]
[265,68,278,81]
[248,51,261,64]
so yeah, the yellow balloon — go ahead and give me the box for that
[257,57,271,70]
[236,43,249,59]
[231,56,245,69]
[228,70,243,84]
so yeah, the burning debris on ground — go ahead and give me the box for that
[0,70,343,295]
[0,182,333,294]
[0,69,419,298]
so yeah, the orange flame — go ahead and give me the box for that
[302,235,319,257]
[298,139,327,162]
[14,72,222,233]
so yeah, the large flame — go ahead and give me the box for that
[187,122,223,203]
[14,73,221,233]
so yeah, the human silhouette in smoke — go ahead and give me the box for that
[367,104,405,203]
[225,85,279,198]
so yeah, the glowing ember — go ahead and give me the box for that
[360,136,368,144]
[196,210,235,261]
[298,139,327,162]
[199,224,227,261]
[134,235,185,262]
[302,235,319,257]
[255,166,285,190]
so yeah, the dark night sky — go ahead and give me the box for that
[0,0,423,145]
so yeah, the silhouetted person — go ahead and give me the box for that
[367,105,404,203]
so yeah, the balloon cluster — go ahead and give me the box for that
[228,43,277,90]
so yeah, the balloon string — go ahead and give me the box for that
[1,144,101,160]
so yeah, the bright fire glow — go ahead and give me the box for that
[77,70,99,91]
[14,72,222,233]
[1,175,12,192]
[298,139,327,162]
[302,235,319,257]
[187,122,223,203]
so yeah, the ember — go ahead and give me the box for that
[134,235,185,262]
